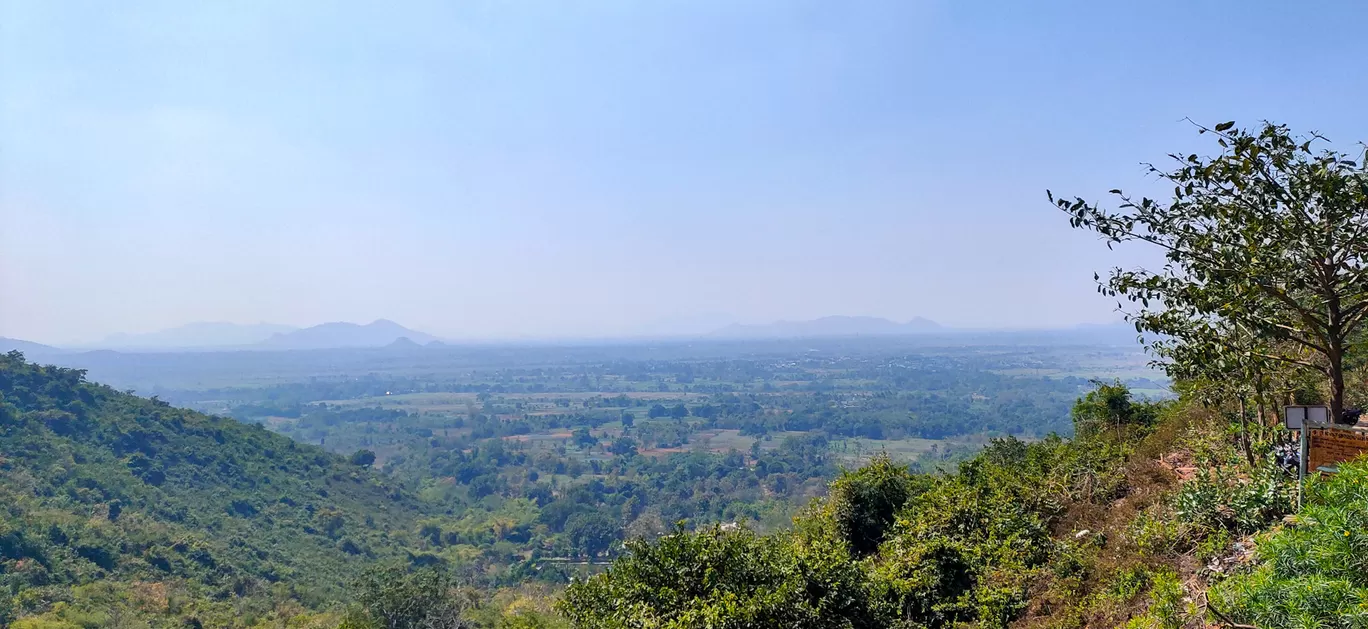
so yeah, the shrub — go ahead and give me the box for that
[1174,463,1292,535]
[1123,570,1189,629]
[558,525,881,628]
[826,454,922,556]
[341,564,471,629]
[1211,460,1368,627]
[350,450,377,467]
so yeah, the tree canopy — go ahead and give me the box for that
[1052,120,1368,420]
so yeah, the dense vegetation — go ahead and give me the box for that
[558,388,1173,629]
[14,340,1353,628]
[1212,461,1368,626]
[0,351,439,626]
[181,344,1132,587]
[0,346,1118,628]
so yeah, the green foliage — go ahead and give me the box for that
[826,454,923,556]
[558,525,879,629]
[1123,569,1189,629]
[1071,380,1161,439]
[0,348,1176,629]
[351,449,378,467]
[1212,460,1368,627]
[868,441,1058,628]
[563,513,616,559]
[1054,120,1368,418]
[1173,463,1293,535]
[0,351,428,625]
[341,564,473,629]
[557,429,1115,629]
[1126,505,1192,559]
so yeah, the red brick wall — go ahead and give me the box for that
[1308,427,1368,472]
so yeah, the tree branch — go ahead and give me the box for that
[1203,591,1260,629]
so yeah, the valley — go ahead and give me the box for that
[0,335,1161,626]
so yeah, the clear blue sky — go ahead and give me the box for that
[2,1,1365,343]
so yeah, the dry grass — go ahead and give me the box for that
[1015,407,1215,629]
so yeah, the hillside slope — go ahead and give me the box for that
[555,384,1334,629]
[0,351,428,626]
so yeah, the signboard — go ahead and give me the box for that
[1307,427,1368,473]
[1284,405,1330,430]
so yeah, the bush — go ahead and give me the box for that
[1174,464,1292,535]
[1211,460,1368,627]
[558,525,880,629]
[1124,570,1189,629]
[350,450,377,467]
[341,564,471,629]
[827,454,922,556]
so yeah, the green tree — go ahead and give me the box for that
[341,564,473,629]
[571,427,597,448]
[558,525,880,629]
[826,454,921,556]
[1070,381,1157,439]
[563,512,617,559]
[1053,120,1368,422]
[350,449,377,466]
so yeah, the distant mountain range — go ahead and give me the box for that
[99,322,298,349]
[5,317,1139,353]
[260,319,439,349]
[709,316,943,339]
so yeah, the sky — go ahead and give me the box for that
[2,1,1366,344]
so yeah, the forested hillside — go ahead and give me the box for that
[0,350,428,626]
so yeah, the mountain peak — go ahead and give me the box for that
[260,320,439,349]
[385,336,423,350]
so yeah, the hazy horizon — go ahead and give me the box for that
[4,1,1366,345]
[10,314,1139,348]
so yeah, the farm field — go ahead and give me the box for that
[109,338,1166,496]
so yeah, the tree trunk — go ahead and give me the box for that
[1328,348,1346,424]
[1237,395,1254,467]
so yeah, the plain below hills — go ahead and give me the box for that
[709,315,943,338]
